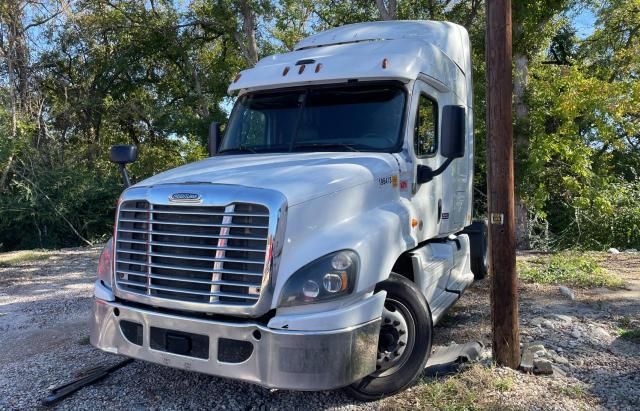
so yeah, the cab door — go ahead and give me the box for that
[410,81,445,241]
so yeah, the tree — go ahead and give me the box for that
[511,0,576,249]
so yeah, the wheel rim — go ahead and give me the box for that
[374,298,416,377]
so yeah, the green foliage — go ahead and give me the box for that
[616,316,640,343]
[0,0,638,252]
[410,365,509,411]
[518,252,624,287]
[0,161,121,250]
[0,250,51,267]
[515,0,640,250]
[617,328,640,343]
[493,376,514,392]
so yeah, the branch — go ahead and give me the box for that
[22,9,62,32]
[13,164,94,246]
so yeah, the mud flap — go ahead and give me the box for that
[423,341,483,377]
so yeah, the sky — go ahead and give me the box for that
[571,6,598,38]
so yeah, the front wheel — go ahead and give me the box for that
[345,273,432,401]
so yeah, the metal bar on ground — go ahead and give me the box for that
[42,358,134,406]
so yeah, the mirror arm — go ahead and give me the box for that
[417,158,454,184]
[208,122,222,156]
[118,164,132,188]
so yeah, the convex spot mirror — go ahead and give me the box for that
[440,105,466,159]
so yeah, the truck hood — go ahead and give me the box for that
[135,152,400,206]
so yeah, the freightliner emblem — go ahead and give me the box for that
[169,192,202,203]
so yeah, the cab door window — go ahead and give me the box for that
[414,94,438,157]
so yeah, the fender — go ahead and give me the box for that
[271,181,417,310]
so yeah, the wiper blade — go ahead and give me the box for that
[293,143,361,152]
[218,144,257,154]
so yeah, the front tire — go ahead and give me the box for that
[345,273,432,401]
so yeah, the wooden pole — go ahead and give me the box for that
[485,0,520,367]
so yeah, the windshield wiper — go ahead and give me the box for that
[218,144,257,154]
[293,143,361,152]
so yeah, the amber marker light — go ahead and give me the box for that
[340,271,348,291]
[411,218,418,228]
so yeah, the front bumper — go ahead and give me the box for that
[90,299,380,390]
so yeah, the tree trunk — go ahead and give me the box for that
[2,0,31,138]
[191,66,210,119]
[375,0,397,21]
[2,1,21,139]
[234,0,259,66]
[513,52,530,250]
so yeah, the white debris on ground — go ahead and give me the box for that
[0,247,638,410]
[558,286,576,301]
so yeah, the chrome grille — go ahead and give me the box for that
[114,200,269,306]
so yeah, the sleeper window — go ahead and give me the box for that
[414,94,438,156]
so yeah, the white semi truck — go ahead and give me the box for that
[91,20,488,399]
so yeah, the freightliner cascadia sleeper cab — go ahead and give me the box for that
[91,20,488,399]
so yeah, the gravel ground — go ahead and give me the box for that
[0,247,638,410]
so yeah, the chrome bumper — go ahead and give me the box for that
[90,299,380,390]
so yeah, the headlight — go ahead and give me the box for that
[278,250,359,307]
[97,238,114,288]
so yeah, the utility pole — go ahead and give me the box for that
[485,0,521,367]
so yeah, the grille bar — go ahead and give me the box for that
[116,260,264,276]
[118,218,266,230]
[117,228,266,241]
[117,280,260,300]
[119,208,268,217]
[115,200,269,306]
[118,249,265,265]
[118,270,261,288]
[117,239,266,253]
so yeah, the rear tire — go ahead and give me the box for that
[463,220,488,280]
[345,273,432,401]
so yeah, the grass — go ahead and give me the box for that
[418,377,481,411]
[388,365,512,411]
[0,250,51,267]
[555,384,586,399]
[517,252,624,288]
[493,376,514,392]
[617,328,640,343]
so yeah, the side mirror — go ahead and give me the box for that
[441,105,466,159]
[208,121,222,156]
[109,145,138,188]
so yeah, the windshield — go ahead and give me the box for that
[219,83,406,154]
